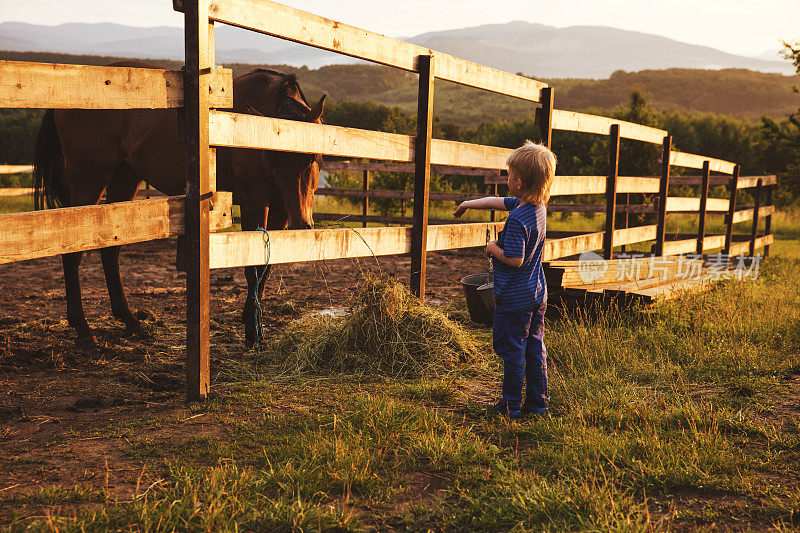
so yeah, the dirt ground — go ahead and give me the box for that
[0,238,488,512]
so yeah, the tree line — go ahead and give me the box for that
[323,89,799,212]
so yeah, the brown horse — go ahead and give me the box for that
[33,62,325,347]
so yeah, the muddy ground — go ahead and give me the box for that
[0,238,489,512]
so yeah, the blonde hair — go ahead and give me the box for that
[506,140,556,205]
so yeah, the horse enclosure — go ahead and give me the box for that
[0,0,776,400]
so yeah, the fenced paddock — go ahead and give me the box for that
[0,0,776,400]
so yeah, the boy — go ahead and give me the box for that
[453,141,555,419]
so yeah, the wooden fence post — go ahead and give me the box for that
[603,124,620,259]
[749,178,762,256]
[183,0,212,401]
[654,135,671,256]
[696,160,710,255]
[764,185,773,257]
[410,54,434,300]
[724,165,740,254]
[538,87,554,149]
[362,169,369,228]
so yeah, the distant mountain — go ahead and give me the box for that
[756,48,785,62]
[0,21,322,65]
[406,21,794,78]
[0,20,794,77]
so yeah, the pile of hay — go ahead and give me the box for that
[272,276,481,377]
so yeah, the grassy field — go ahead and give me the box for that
[2,195,799,529]
[3,250,799,531]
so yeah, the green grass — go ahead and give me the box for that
[2,184,799,530]
[5,251,800,531]
[0,194,33,214]
[315,194,800,240]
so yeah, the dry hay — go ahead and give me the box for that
[272,276,483,377]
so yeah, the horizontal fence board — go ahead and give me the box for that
[315,212,503,226]
[426,222,504,252]
[0,165,33,174]
[665,196,729,213]
[316,188,410,200]
[661,237,699,256]
[209,223,655,269]
[544,232,604,260]
[730,205,775,224]
[211,110,412,160]
[317,187,483,202]
[703,234,727,250]
[728,234,773,256]
[551,110,667,144]
[0,197,183,264]
[314,206,655,227]
[432,138,511,169]
[0,192,231,264]
[0,61,232,109]
[0,187,34,197]
[209,222,505,269]
[318,178,675,208]
[208,223,660,269]
[737,175,777,189]
[209,226,410,268]
[668,150,735,174]
[316,190,655,215]
[617,176,661,194]
[669,175,730,186]
[323,160,500,177]
[205,0,546,102]
[315,213,409,225]
[550,176,606,196]
[613,224,658,246]
[657,175,775,188]
[209,111,512,169]
[0,186,170,199]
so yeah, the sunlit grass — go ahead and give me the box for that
[5,255,800,531]
[0,194,33,214]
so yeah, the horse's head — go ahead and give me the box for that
[236,70,325,229]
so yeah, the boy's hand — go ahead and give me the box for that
[453,201,469,218]
[485,240,501,257]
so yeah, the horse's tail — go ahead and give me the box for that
[33,109,70,210]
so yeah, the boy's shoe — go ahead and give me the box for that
[521,402,549,417]
[487,399,521,420]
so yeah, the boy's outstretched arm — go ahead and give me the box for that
[453,197,507,218]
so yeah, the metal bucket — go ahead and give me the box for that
[477,281,495,315]
[460,273,494,325]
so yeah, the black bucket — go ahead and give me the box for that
[460,273,494,325]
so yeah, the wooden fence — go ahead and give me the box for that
[0,0,776,400]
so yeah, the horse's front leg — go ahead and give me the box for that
[240,194,289,348]
[101,167,149,336]
[63,251,94,344]
[101,245,148,336]
[239,193,270,349]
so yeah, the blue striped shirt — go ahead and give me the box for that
[492,197,547,311]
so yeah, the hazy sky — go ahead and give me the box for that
[1,0,797,58]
